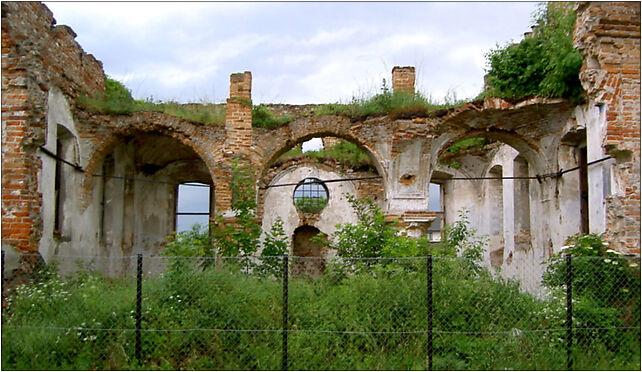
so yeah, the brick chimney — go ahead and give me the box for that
[225,71,252,154]
[391,66,415,94]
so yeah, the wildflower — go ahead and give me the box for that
[612,261,618,265]
[560,245,570,251]
[629,263,638,268]
[604,259,611,263]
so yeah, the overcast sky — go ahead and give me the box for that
[44,1,539,105]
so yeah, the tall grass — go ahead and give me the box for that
[2,257,639,370]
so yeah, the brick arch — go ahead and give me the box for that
[80,114,224,208]
[255,116,388,188]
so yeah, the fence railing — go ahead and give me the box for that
[1,252,640,370]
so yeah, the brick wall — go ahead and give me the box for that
[1,2,105,253]
[392,66,415,94]
[575,1,641,253]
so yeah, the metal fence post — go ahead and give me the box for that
[136,253,143,362]
[282,254,289,371]
[427,255,433,371]
[565,253,572,370]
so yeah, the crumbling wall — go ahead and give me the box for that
[574,1,641,254]
[2,2,104,263]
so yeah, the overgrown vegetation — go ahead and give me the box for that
[277,139,374,171]
[542,233,641,351]
[315,194,430,260]
[251,105,295,129]
[448,137,487,154]
[3,227,638,370]
[78,77,226,125]
[315,79,466,120]
[483,2,583,102]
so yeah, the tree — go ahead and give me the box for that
[484,2,583,102]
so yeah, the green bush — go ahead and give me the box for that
[542,233,641,350]
[484,2,583,102]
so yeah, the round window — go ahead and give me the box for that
[293,178,328,213]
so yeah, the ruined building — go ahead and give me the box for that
[2,2,640,289]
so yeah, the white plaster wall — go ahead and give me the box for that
[576,105,607,234]
[386,140,429,213]
[260,166,359,257]
[38,88,104,274]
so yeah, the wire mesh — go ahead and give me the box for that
[1,253,640,370]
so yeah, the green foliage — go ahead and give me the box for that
[278,140,374,171]
[294,196,328,213]
[448,137,486,154]
[164,224,210,257]
[209,160,261,258]
[251,105,295,129]
[77,77,226,125]
[542,233,641,349]
[317,194,428,260]
[258,217,288,278]
[484,2,583,101]
[3,255,639,370]
[316,79,466,120]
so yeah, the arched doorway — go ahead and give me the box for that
[292,225,326,277]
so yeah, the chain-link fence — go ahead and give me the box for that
[1,252,640,370]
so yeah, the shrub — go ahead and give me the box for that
[484,2,583,102]
[542,233,641,349]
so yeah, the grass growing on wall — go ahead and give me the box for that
[77,78,226,125]
[277,140,374,171]
[315,81,467,120]
[251,105,296,129]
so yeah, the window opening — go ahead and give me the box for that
[428,183,443,242]
[293,178,328,213]
[175,182,213,233]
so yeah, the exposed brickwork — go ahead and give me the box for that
[392,66,415,94]
[225,72,253,154]
[2,2,105,253]
[575,1,641,253]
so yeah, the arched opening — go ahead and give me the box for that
[292,225,326,277]
[99,132,214,255]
